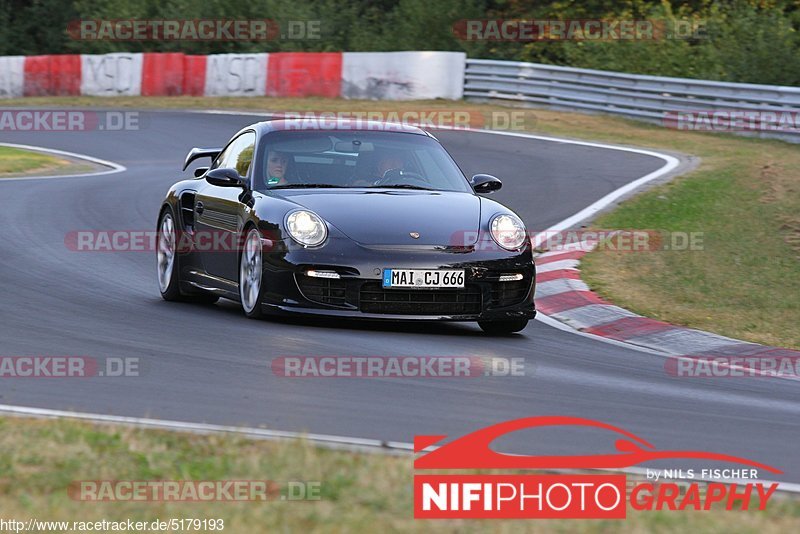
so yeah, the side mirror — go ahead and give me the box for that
[194,167,209,178]
[470,174,502,194]
[206,168,248,189]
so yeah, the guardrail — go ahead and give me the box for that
[464,59,800,143]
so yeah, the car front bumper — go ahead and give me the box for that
[258,238,537,322]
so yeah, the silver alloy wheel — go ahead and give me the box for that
[240,228,263,314]
[157,212,176,293]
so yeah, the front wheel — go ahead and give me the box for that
[239,227,265,318]
[478,319,529,335]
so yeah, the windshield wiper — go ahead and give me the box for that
[271,183,345,189]
[368,184,435,191]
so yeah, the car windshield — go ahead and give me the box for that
[256,130,472,193]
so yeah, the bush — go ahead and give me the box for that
[556,1,800,86]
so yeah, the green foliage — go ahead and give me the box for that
[1,0,799,86]
[556,1,800,85]
[703,0,800,85]
[0,0,78,55]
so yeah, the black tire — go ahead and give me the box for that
[157,207,182,301]
[478,319,529,335]
[239,226,266,319]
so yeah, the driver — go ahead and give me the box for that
[351,152,405,187]
[264,150,291,187]
[375,154,404,180]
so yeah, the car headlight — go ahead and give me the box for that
[286,210,328,247]
[490,214,526,251]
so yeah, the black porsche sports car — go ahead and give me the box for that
[157,119,536,334]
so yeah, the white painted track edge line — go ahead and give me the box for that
[0,403,411,451]
[2,403,798,493]
[0,404,800,493]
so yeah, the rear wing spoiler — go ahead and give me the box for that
[183,147,221,171]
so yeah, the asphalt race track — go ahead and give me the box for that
[1,110,798,483]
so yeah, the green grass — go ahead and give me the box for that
[577,131,800,349]
[1,416,798,533]
[0,146,73,176]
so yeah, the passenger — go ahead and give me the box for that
[265,150,291,187]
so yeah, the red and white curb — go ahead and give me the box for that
[534,239,800,379]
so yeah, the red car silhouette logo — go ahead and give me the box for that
[414,416,781,474]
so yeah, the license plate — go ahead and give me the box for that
[382,269,465,289]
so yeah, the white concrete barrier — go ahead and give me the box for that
[80,53,144,96]
[0,56,25,98]
[341,51,466,100]
[204,53,268,97]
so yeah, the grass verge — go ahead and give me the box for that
[1,416,798,532]
[0,146,80,177]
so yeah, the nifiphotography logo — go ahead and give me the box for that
[413,416,781,519]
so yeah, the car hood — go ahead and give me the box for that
[278,189,481,246]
